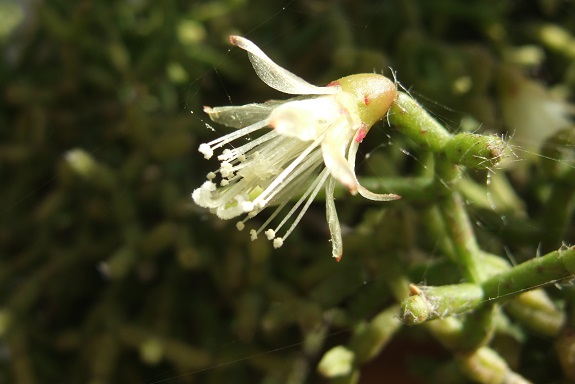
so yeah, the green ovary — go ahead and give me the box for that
[336,73,398,129]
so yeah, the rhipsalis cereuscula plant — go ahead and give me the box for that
[192,35,575,384]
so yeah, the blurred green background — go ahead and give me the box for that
[1,0,574,383]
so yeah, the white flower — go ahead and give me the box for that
[499,65,574,154]
[192,35,400,260]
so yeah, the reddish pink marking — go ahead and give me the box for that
[355,125,368,143]
[363,94,370,106]
[327,81,341,87]
[336,254,342,262]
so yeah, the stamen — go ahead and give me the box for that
[251,199,290,239]
[220,161,233,178]
[199,143,213,159]
[205,120,268,150]
[252,135,325,207]
[273,238,284,248]
[279,168,330,242]
[191,181,217,208]
[272,168,326,234]
[242,201,255,212]
[215,193,251,220]
[257,149,323,208]
[217,130,277,161]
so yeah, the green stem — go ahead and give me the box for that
[64,149,116,190]
[349,305,403,363]
[435,156,485,283]
[458,172,525,213]
[555,327,575,379]
[482,245,575,302]
[401,283,484,325]
[459,305,497,352]
[438,191,485,282]
[389,92,508,169]
[389,92,451,152]
[505,290,565,337]
[401,246,575,324]
[443,132,507,170]
[117,324,212,369]
[90,332,120,384]
[6,329,37,384]
[457,347,530,384]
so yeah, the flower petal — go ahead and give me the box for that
[204,102,279,128]
[348,130,401,201]
[319,118,359,193]
[325,176,343,261]
[357,184,401,201]
[230,35,337,95]
[268,96,341,141]
[322,139,358,194]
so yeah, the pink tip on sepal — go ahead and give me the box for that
[355,125,368,143]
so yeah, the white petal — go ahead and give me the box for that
[204,101,282,128]
[347,130,401,201]
[322,143,357,194]
[321,121,358,193]
[500,75,574,150]
[325,176,343,261]
[230,35,337,95]
[268,96,341,141]
[357,185,401,201]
